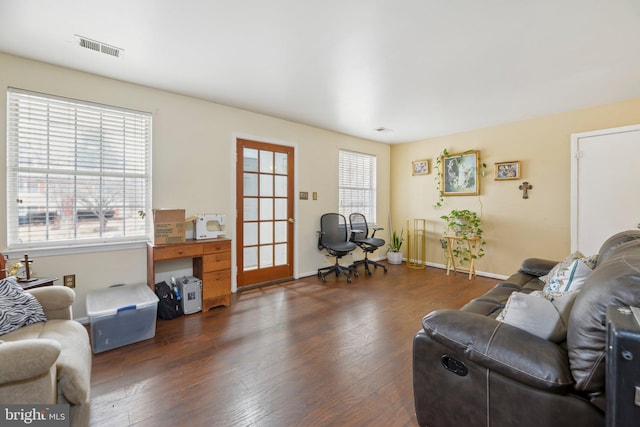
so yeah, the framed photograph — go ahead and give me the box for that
[441,151,479,196]
[412,159,430,176]
[494,161,521,180]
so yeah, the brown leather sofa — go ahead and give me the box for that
[413,230,640,427]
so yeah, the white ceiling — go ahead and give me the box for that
[1,0,640,143]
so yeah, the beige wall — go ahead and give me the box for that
[390,97,640,277]
[3,51,639,319]
[0,53,390,319]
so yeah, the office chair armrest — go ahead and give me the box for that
[317,230,325,249]
[350,228,364,241]
[371,226,383,237]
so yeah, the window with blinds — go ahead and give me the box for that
[338,150,376,222]
[6,88,152,250]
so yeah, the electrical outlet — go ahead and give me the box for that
[64,274,76,288]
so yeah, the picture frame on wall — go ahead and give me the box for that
[441,151,479,196]
[494,161,521,180]
[412,159,430,176]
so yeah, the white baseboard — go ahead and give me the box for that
[422,261,508,280]
[301,259,508,281]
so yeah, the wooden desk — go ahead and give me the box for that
[444,235,480,280]
[147,238,232,311]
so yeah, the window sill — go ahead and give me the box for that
[4,241,148,259]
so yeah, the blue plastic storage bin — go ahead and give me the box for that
[86,284,159,353]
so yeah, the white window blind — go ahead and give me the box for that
[6,88,152,250]
[338,149,376,222]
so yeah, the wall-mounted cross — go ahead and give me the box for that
[519,182,532,199]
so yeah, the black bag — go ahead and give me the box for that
[155,281,183,320]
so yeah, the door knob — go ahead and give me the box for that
[288,218,295,223]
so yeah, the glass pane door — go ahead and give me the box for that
[236,139,294,287]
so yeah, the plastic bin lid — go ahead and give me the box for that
[86,283,159,317]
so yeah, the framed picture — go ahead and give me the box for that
[494,161,521,180]
[412,159,430,176]
[441,151,479,196]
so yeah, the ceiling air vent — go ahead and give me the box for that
[375,127,393,133]
[76,35,124,58]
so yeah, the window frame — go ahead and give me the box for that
[338,149,377,224]
[6,87,152,255]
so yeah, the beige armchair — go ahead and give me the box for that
[0,283,92,427]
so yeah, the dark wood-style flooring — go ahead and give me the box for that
[89,264,497,426]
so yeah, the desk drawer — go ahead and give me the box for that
[153,244,203,261]
[203,240,231,254]
[203,270,231,298]
[203,252,231,271]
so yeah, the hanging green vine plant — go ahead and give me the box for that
[433,148,449,209]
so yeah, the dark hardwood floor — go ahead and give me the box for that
[89,264,497,427]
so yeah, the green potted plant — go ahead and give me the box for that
[387,229,404,265]
[440,209,486,265]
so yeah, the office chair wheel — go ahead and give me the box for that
[321,276,327,283]
[346,277,352,283]
[354,271,359,277]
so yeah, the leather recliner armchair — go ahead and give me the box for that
[413,230,640,427]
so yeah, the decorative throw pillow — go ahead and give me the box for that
[0,277,47,336]
[541,252,598,294]
[540,251,582,284]
[497,291,578,342]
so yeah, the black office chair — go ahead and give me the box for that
[317,213,359,283]
[348,212,388,275]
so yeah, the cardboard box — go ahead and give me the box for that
[152,209,185,245]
